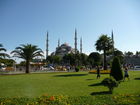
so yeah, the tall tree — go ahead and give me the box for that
[125,51,133,57]
[95,35,113,70]
[107,48,124,64]
[88,52,102,67]
[52,55,61,65]
[11,44,44,73]
[114,49,123,56]
[114,49,124,64]
[0,44,9,59]
[79,53,88,66]
[63,53,75,66]
[47,56,54,64]
[135,51,140,57]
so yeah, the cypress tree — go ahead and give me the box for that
[110,57,123,81]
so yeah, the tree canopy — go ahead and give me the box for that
[0,44,10,59]
[88,52,102,67]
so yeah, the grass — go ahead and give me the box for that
[0,71,140,104]
[0,71,140,97]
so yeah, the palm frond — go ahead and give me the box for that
[0,53,10,58]
[0,44,9,58]
[11,44,44,61]
[0,44,3,47]
[0,48,6,52]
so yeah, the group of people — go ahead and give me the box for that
[96,66,130,80]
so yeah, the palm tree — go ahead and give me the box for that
[11,44,44,73]
[0,44,10,59]
[95,35,113,70]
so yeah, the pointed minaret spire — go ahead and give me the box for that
[74,29,77,54]
[112,30,114,44]
[46,31,49,60]
[80,37,82,53]
[111,30,115,56]
[58,39,60,47]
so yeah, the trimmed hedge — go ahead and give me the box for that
[110,57,123,81]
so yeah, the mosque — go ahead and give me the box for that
[46,29,82,58]
[51,43,75,57]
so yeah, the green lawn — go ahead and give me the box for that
[0,71,140,98]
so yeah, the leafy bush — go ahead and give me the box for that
[75,67,80,72]
[101,77,118,93]
[110,57,123,81]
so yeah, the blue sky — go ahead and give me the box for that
[0,0,140,58]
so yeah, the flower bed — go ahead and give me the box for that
[0,94,139,105]
[89,69,111,74]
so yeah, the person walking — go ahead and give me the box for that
[124,66,129,81]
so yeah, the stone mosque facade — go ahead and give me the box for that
[51,43,75,57]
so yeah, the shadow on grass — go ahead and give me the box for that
[0,72,51,76]
[86,79,94,81]
[54,74,88,77]
[0,73,25,76]
[88,83,102,86]
[0,72,49,76]
[134,78,140,80]
[90,91,111,95]
[89,83,111,95]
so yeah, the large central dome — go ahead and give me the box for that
[52,43,75,56]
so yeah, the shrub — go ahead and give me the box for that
[101,77,118,93]
[110,57,123,81]
[75,67,80,72]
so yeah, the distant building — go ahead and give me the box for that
[51,43,75,57]
[124,56,140,66]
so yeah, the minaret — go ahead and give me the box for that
[74,29,77,54]
[80,37,82,53]
[58,39,60,47]
[111,30,115,56]
[46,31,49,60]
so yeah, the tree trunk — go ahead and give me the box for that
[25,60,30,73]
[104,50,107,70]
[74,54,77,72]
[109,88,113,94]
